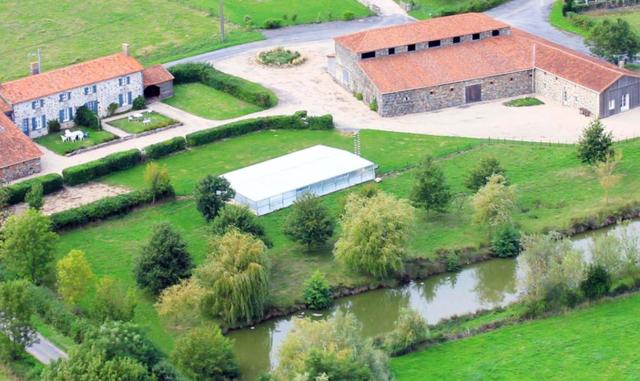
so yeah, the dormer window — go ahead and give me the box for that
[492,29,500,36]
[453,36,461,44]
[388,47,396,55]
[472,33,481,40]
[361,51,376,59]
[428,40,441,48]
[408,44,416,52]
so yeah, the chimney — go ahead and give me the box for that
[122,43,130,57]
[618,59,626,69]
[30,62,40,75]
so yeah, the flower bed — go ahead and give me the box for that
[257,47,306,67]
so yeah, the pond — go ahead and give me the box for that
[230,221,640,380]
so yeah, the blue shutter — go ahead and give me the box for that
[32,101,36,109]
[59,109,65,121]
[22,118,29,130]
[126,76,131,85]
[118,94,124,106]
[41,115,46,129]
[93,85,97,93]
[59,94,63,102]
[69,107,74,120]
[31,117,37,130]
[127,92,132,105]
[40,99,44,107]
[118,78,123,86]
[84,87,88,95]
[67,92,71,100]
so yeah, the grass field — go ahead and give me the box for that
[391,293,640,380]
[34,128,117,155]
[0,0,368,81]
[403,0,509,19]
[550,0,640,37]
[163,83,264,120]
[49,128,640,353]
[588,8,640,34]
[108,111,178,134]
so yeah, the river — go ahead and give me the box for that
[229,220,640,380]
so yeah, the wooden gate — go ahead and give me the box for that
[465,84,482,103]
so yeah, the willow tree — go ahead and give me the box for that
[334,192,414,279]
[195,230,269,326]
[472,174,516,229]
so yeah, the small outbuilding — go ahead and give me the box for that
[142,65,174,100]
[223,145,376,215]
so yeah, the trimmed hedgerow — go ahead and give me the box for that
[186,112,334,147]
[169,62,278,108]
[6,173,64,205]
[143,137,187,160]
[50,189,173,231]
[62,149,142,185]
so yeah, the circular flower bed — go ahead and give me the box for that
[257,47,306,67]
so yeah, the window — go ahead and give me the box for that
[408,44,416,52]
[93,85,97,93]
[609,99,616,110]
[127,91,132,105]
[429,90,434,95]
[84,85,97,95]
[472,33,480,40]
[59,92,71,102]
[85,101,98,113]
[361,51,375,59]
[510,77,514,81]
[453,36,461,44]
[30,116,45,130]
[31,99,44,109]
[428,40,441,48]
[22,118,29,131]
[118,76,131,86]
[388,47,395,55]
[492,29,500,36]
[59,107,74,122]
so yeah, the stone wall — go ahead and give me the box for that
[534,68,600,117]
[379,70,534,117]
[12,72,144,138]
[332,44,380,106]
[0,158,41,182]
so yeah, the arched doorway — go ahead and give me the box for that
[144,85,160,99]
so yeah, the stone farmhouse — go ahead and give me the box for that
[0,113,42,182]
[329,13,640,118]
[0,44,174,139]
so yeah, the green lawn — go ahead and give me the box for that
[503,97,545,107]
[163,83,264,120]
[50,128,640,353]
[391,293,640,380]
[35,128,117,155]
[549,0,640,37]
[549,0,590,37]
[108,111,178,134]
[401,0,509,19]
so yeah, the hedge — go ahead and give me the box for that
[143,137,187,160]
[50,189,172,230]
[169,62,278,108]
[6,173,64,205]
[439,0,510,16]
[185,112,334,147]
[62,149,142,185]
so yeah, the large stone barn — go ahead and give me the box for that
[0,113,42,182]
[329,13,640,118]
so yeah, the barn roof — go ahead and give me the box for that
[0,113,42,169]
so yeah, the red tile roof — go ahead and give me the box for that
[0,53,144,105]
[336,13,508,53]
[0,99,11,114]
[0,113,42,169]
[142,65,174,87]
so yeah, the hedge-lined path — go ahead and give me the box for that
[26,333,67,365]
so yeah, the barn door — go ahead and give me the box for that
[465,84,482,103]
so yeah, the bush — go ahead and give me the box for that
[343,11,356,21]
[383,308,429,356]
[283,193,334,250]
[143,137,187,160]
[193,175,235,222]
[355,92,364,101]
[108,103,119,117]
[6,174,63,205]
[74,105,100,129]
[47,119,61,134]
[50,189,171,230]
[132,96,146,110]
[211,204,271,246]
[491,224,522,257]
[577,120,614,165]
[31,286,93,344]
[169,62,277,108]
[369,98,378,112]
[465,156,506,192]
[445,252,461,272]
[303,270,332,310]
[25,182,44,210]
[263,18,283,29]
[257,47,303,66]
[62,149,142,185]
[581,265,611,300]
[306,114,334,130]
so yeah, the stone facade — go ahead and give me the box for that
[12,72,143,138]
[0,158,41,182]
[334,44,380,105]
[534,69,600,117]
[379,70,534,116]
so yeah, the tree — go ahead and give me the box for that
[132,96,146,110]
[586,18,640,63]
[211,204,271,246]
[171,325,239,381]
[0,209,57,284]
[273,311,391,381]
[303,270,332,310]
[25,182,44,210]
[0,280,36,360]
[471,174,516,229]
[144,163,173,202]
[581,265,611,300]
[491,224,522,258]
[195,230,269,325]
[577,119,614,164]
[593,152,622,205]
[85,321,162,370]
[43,347,153,381]
[465,156,506,193]
[193,175,235,222]
[93,276,137,322]
[56,250,94,306]
[283,193,335,249]
[383,308,429,356]
[155,278,206,330]
[135,223,192,295]
[410,155,451,212]
[74,105,100,129]
[334,192,414,279]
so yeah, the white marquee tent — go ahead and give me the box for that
[222,145,376,215]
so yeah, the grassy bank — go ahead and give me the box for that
[403,0,509,19]
[163,83,264,120]
[391,293,640,380]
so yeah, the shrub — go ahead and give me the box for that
[383,308,429,356]
[284,193,334,250]
[47,119,61,134]
[355,92,364,101]
[306,114,334,130]
[62,149,142,185]
[108,103,119,116]
[369,98,378,112]
[445,252,461,272]
[6,174,63,205]
[211,204,271,246]
[258,47,303,66]
[31,286,92,343]
[172,325,239,381]
[303,270,332,310]
[577,120,614,165]
[143,137,186,160]
[581,265,611,300]
[74,105,100,129]
[343,11,356,21]
[144,163,173,202]
[132,96,146,110]
[263,18,283,29]
[25,182,44,210]
[93,276,137,322]
[465,156,506,192]
[491,224,522,257]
